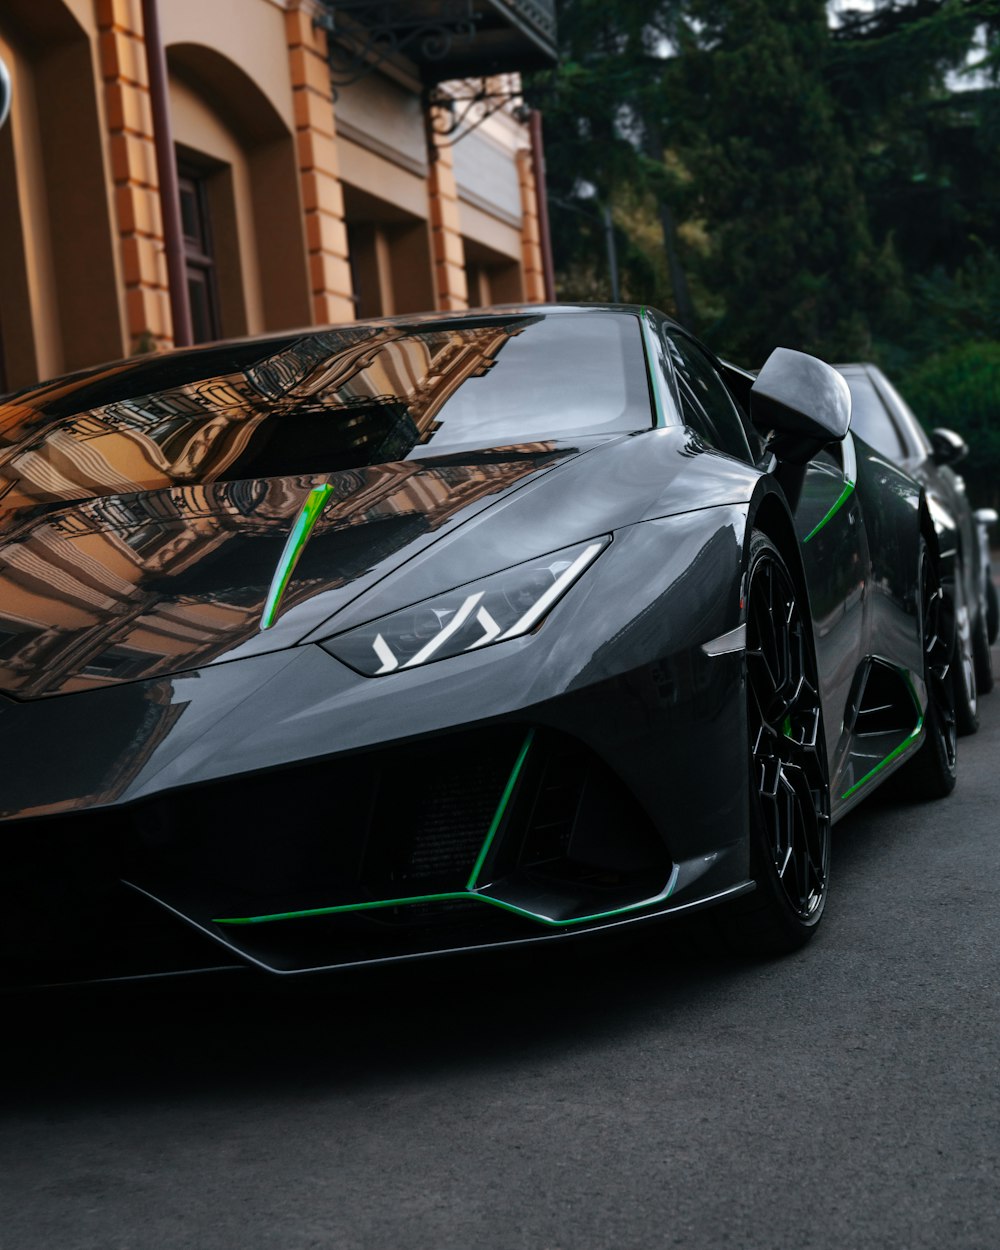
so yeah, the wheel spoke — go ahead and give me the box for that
[746,548,830,921]
[920,552,957,770]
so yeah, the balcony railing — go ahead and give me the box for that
[319,1,558,88]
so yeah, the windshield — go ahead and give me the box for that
[0,313,651,511]
[406,313,650,453]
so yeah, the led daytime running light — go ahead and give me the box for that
[323,538,608,676]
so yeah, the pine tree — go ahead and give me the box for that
[668,0,898,364]
[530,0,997,370]
[527,0,696,321]
[832,2,999,260]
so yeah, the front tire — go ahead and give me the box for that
[953,597,980,735]
[720,532,831,955]
[973,600,994,694]
[896,543,957,800]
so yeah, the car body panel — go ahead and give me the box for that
[837,362,978,638]
[0,307,933,985]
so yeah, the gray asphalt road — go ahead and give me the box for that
[2,656,998,1250]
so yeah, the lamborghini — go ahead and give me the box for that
[0,306,957,985]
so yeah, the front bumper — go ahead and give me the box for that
[1,512,752,983]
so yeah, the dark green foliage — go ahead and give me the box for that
[902,341,1000,503]
[529,0,1000,386]
[831,2,1000,279]
[669,0,899,363]
[888,244,1000,364]
[526,1,694,317]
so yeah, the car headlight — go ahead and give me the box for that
[321,538,609,676]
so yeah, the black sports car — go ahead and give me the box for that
[0,307,956,987]
[835,361,994,732]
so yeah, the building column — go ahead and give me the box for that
[286,4,354,326]
[97,0,171,350]
[516,148,546,304]
[427,121,468,312]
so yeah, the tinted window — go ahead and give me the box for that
[665,332,753,462]
[423,313,651,452]
[843,373,905,460]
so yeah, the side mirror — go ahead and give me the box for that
[750,347,851,465]
[0,57,10,131]
[930,427,968,467]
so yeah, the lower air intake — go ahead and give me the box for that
[125,726,528,917]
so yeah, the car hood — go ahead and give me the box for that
[0,444,595,700]
[0,420,763,701]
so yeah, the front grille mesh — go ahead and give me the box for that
[3,725,674,976]
[122,726,528,913]
[403,761,507,883]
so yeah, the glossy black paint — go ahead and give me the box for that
[0,307,932,984]
[930,427,968,468]
[836,361,989,699]
[0,55,10,132]
[0,452,588,698]
[752,347,852,461]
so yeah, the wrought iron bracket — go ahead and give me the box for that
[314,1,483,98]
[426,80,528,146]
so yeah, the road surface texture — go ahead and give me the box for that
[1,650,998,1250]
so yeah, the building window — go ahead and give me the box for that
[178,165,221,343]
[463,238,524,309]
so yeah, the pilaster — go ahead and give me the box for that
[427,122,468,312]
[286,4,355,325]
[96,0,171,349]
[516,148,546,303]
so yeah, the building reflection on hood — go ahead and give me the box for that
[0,322,564,699]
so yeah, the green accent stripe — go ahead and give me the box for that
[474,867,680,928]
[212,875,679,931]
[840,718,923,800]
[216,730,534,926]
[803,479,855,543]
[211,727,681,930]
[260,484,333,630]
[840,668,925,800]
[214,892,470,927]
[466,729,535,889]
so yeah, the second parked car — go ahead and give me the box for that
[836,362,993,733]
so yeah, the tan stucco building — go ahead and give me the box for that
[0,0,556,393]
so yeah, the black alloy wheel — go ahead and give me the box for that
[720,532,830,955]
[953,593,979,735]
[972,594,994,694]
[897,543,957,800]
